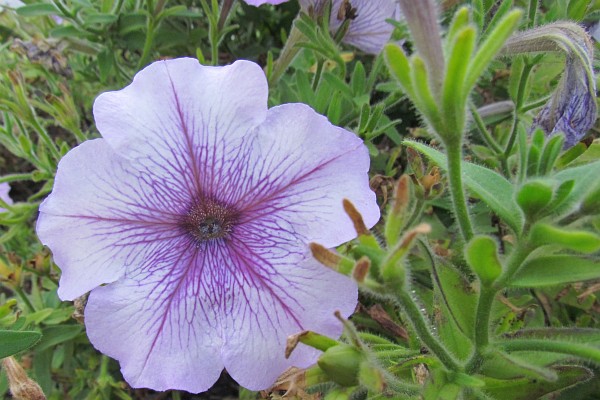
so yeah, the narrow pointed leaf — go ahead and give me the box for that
[0,330,42,358]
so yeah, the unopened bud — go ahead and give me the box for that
[352,257,371,283]
[385,175,412,245]
[381,224,431,285]
[392,175,410,216]
[397,0,445,95]
[342,199,369,236]
[309,243,355,274]
[406,147,425,178]
[1,357,46,400]
[317,344,364,387]
[359,361,386,392]
[286,331,338,359]
[502,22,596,148]
[309,242,342,268]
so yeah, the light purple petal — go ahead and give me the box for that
[330,0,398,54]
[85,243,224,393]
[93,58,268,195]
[221,249,356,390]
[0,182,13,212]
[237,103,380,248]
[37,139,187,300]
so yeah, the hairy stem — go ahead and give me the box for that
[268,20,305,85]
[445,142,474,242]
[466,241,532,371]
[396,290,463,372]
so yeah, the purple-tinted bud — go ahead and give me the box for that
[533,59,597,148]
[502,22,597,148]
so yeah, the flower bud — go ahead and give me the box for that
[317,344,364,387]
[502,22,596,148]
[352,257,371,283]
[309,243,355,274]
[1,357,46,400]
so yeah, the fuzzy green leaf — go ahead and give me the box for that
[530,223,600,253]
[403,140,523,234]
[516,181,553,218]
[465,235,503,285]
[482,365,592,400]
[510,255,600,287]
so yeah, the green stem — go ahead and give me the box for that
[396,290,463,372]
[0,173,34,183]
[515,62,534,110]
[27,114,60,162]
[502,112,519,165]
[469,102,503,154]
[137,17,157,70]
[503,61,534,158]
[268,19,305,85]
[312,59,324,91]
[171,391,182,400]
[466,240,532,372]
[445,142,474,242]
[13,286,35,313]
[465,287,496,372]
[527,0,539,29]
[521,95,551,113]
[495,240,532,287]
[498,339,600,364]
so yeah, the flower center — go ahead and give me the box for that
[182,198,238,243]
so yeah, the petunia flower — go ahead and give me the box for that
[0,182,13,212]
[36,58,379,393]
[243,0,399,54]
[502,22,597,148]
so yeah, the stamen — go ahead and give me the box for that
[182,197,238,243]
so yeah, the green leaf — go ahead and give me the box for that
[538,134,564,175]
[530,223,600,253]
[442,26,476,134]
[34,325,82,352]
[567,0,591,19]
[384,44,414,98]
[403,140,524,234]
[49,26,89,39]
[510,255,600,287]
[446,7,470,47]
[556,142,588,168]
[510,327,600,344]
[551,160,600,216]
[482,366,592,400]
[351,61,366,96]
[465,235,502,285]
[410,56,443,134]
[480,349,558,381]
[567,139,600,167]
[516,181,553,218]
[83,13,118,25]
[432,260,477,341]
[0,330,42,358]
[97,49,114,83]
[465,9,522,92]
[16,3,59,17]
